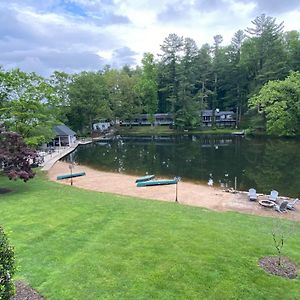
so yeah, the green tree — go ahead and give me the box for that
[249,71,300,136]
[135,53,158,125]
[194,44,213,127]
[67,71,112,135]
[117,70,141,124]
[0,69,58,146]
[211,34,224,126]
[176,38,200,128]
[219,30,248,125]
[48,71,74,123]
[103,69,141,125]
[158,33,184,114]
[284,30,300,72]
[245,14,288,90]
[0,226,15,300]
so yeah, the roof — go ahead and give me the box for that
[202,110,235,117]
[53,125,76,136]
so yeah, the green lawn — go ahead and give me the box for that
[0,173,299,299]
[116,126,237,136]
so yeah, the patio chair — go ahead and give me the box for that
[248,188,257,201]
[274,200,289,213]
[287,198,299,210]
[268,190,279,202]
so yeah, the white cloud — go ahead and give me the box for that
[1,0,300,75]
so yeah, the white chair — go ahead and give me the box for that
[287,198,299,210]
[268,190,279,202]
[248,188,257,201]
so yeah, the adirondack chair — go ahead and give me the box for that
[274,200,289,213]
[287,198,299,210]
[268,190,279,202]
[248,188,257,201]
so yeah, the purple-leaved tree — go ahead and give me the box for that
[0,129,37,182]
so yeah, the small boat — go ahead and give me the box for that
[136,179,178,187]
[135,174,155,183]
[232,130,245,135]
[57,172,86,180]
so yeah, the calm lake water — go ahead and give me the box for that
[64,135,300,197]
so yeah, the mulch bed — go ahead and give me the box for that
[13,281,44,300]
[0,188,12,194]
[259,256,298,279]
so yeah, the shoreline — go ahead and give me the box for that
[48,161,300,221]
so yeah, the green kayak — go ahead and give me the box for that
[135,174,155,183]
[57,172,86,180]
[136,179,178,187]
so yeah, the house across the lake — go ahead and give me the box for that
[93,120,112,132]
[52,125,77,147]
[118,110,236,127]
[201,110,236,127]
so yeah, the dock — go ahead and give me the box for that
[41,140,92,171]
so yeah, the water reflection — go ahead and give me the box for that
[63,135,300,197]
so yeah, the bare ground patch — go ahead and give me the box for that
[13,281,44,300]
[259,256,298,279]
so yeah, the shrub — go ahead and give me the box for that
[0,226,15,300]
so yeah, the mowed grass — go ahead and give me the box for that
[0,173,300,300]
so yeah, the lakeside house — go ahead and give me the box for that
[93,120,111,132]
[202,110,236,127]
[116,110,236,127]
[52,125,77,147]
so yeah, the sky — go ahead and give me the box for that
[1,0,300,76]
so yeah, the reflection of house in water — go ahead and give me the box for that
[200,136,234,148]
[118,110,236,127]
[120,136,174,146]
[111,135,234,148]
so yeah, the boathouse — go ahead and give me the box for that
[52,125,76,147]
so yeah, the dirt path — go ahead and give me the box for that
[48,161,300,221]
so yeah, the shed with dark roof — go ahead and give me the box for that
[53,125,76,147]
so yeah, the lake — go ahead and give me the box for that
[64,135,300,198]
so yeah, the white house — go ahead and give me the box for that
[93,120,111,132]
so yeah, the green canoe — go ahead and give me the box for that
[136,179,178,187]
[135,174,155,183]
[57,172,86,180]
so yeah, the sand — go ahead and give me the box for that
[48,161,300,221]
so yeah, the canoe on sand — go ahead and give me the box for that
[136,179,178,187]
[135,174,155,183]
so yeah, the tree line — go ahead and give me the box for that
[1,14,300,144]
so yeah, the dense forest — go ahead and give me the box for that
[1,14,300,145]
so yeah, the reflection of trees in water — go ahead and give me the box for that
[242,139,300,196]
[69,136,300,197]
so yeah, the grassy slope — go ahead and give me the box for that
[0,174,299,300]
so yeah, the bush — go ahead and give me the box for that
[0,226,15,300]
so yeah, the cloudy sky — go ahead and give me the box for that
[1,0,300,76]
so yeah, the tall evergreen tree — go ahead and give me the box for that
[135,53,158,125]
[284,30,300,72]
[176,38,200,128]
[194,43,213,122]
[158,33,184,115]
[211,34,224,126]
[244,14,287,90]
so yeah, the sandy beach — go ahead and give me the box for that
[48,161,300,220]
